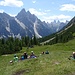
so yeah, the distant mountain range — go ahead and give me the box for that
[40,16,75,44]
[0,8,68,39]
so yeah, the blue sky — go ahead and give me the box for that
[0,0,75,23]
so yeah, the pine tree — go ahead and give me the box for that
[33,34,38,45]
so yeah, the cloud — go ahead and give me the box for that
[45,10,51,12]
[0,9,4,13]
[72,0,75,1]
[0,0,23,7]
[39,9,41,11]
[42,14,71,23]
[38,9,50,12]
[60,4,75,11]
[32,0,36,3]
[29,8,71,23]
[29,8,47,16]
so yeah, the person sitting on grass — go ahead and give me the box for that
[68,52,75,60]
[73,52,75,59]
[20,54,24,60]
[13,54,19,62]
[20,52,28,60]
[10,54,18,64]
[23,52,28,59]
[41,51,45,55]
[30,51,36,58]
[45,50,49,54]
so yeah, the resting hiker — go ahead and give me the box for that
[23,52,28,59]
[13,54,19,62]
[68,52,75,60]
[9,54,18,64]
[20,54,24,60]
[20,52,28,60]
[41,51,45,54]
[45,50,49,54]
[73,52,75,59]
[30,51,36,58]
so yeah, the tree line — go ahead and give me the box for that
[0,35,39,55]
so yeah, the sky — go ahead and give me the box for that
[0,0,75,23]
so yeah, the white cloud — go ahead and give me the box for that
[42,14,71,23]
[39,9,41,11]
[32,0,36,3]
[38,9,50,12]
[29,8,47,16]
[29,8,71,23]
[72,0,75,1]
[60,4,75,11]
[45,10,51,12]
[0,9,4,13]
[0,0,23,7]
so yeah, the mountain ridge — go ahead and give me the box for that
[40,16,75,45]
[0,8,68,38]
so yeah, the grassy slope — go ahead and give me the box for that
[0,39,75,75]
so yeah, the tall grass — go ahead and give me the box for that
[0,39,75,75]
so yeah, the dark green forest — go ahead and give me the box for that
[0,35,39,55]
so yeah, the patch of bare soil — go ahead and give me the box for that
[2,55,8,56]
[54,62,60,65]
[13,69,30,75]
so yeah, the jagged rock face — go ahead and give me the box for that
[0,8,68,38]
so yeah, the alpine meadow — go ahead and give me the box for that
[0,0,75,75]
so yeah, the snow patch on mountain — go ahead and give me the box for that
[15,18,26,30]
[15,33,21,39]
[15,17,28,35]
[15,17,34,36]
[34,19,42,38]
[8,33,21,39]
[56,27,59,32]
[6,21,10,32]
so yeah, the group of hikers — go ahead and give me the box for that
[10,50,49,63]
[10,50,75,64]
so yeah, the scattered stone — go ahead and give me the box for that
[53,61,60,65]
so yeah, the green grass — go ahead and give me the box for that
[73,33,75,37]
[0,39,75,75]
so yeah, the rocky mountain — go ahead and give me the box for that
[40,16,75,44]
[0,8,68,39]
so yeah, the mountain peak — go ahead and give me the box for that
[16,8,27,18]
[20,8,26,13]
[27,10,30,13]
